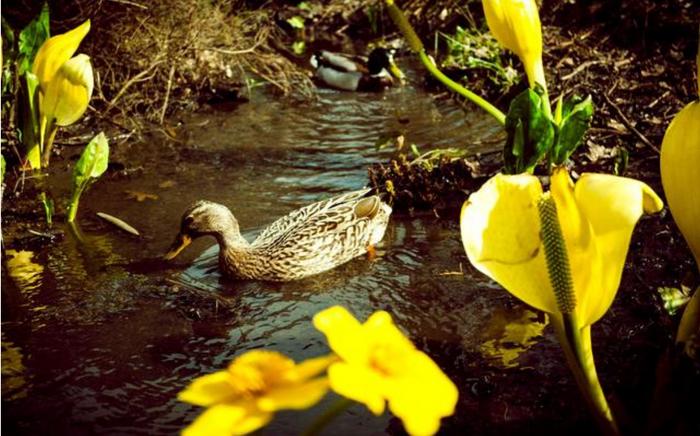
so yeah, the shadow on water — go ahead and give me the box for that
[2,66,590,435]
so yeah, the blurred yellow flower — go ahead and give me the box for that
[482,0,545,89]
[178,350,333,436]
[660,99,700,268]
[32,20,90,91]
[41,53,93,126]
[313,306,458,436]
[461,167,663,326]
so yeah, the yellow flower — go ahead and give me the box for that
[313,306,458,436]
[482,0,545,89]
[32,20,91,91]
[660,99,700,268]
[178,350,333,436]
[460,167,663,326]
[41,54,93,126]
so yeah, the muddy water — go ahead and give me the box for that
[4,72,582,435]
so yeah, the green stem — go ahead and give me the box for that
[386,0,506,125]
[417,51,506,125]
[553,314,619,435]
[67,185,84,223]
[301,397,354,436]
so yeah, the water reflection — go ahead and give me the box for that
[479,309,547,368]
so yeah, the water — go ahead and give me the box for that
[3,70,587,435]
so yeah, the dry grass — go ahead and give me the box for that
[69,0,312,127]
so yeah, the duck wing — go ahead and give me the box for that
[253,189,372,246]
[313,51,361,73]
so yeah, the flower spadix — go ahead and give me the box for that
[178,350,333,436]
[313,306,458,436]
[660,99,700,268]
[461,167,663,326]
[482,0,545,89]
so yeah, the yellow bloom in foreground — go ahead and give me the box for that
[178,350,333,436]
[41,54,94,126]
[313,306,458,436]
[482,0,545,89]
[660,99,700,268]
[461,168,663,326]
[32,20,91,91]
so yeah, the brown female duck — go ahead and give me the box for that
[164,189,391,281]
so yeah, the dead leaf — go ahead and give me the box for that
[124,190,158,202]
[158,180,176,189]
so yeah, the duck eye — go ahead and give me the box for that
[183,216,194,227]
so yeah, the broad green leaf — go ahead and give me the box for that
[286,16,305,30]
[21,72,42,169]
[68,132,109,222]
[73,131,109,190]
[503,88,555,174]
[551,95,593,165]
[17,3,50,76]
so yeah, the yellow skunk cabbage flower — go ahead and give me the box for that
[178,350,333,436]
[660,99,700,268]
[461,168,663,326]
[32,20,90,91]
[41,54,93,126]
[313,306,458,436]
[482,0,545,89]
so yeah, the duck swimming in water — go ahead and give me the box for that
[310,47,404,92]
[164,189,392,281]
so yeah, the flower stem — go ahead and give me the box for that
[302,397,354,436]
[553,315,619,435]
[385,0,506,125]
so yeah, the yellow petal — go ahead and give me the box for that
[313,306,369,363]
[460,173,558,314]
[182,403,272,436]
[290,354,337,381]
[177,371,237,407]
[482,0,544,88]
[41,54,93,126]
[327,362,386,415]
[32,20,90,91]
[573,172,663,325]
[661,100,700,268]
[386,352,458,436]
[256,377,329,412]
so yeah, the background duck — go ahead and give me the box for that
[164,189,392,281]
[310,47,404,92]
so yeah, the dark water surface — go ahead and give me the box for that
[3,72,585,435]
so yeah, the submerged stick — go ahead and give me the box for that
[96,212,141,236]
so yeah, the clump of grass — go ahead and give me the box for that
[440,26,518,93]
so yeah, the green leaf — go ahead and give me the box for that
[1,154,6,184]
[551,95,594,165]
[286,16,305,30]
[69,132,109,222]
[21,72,42,168]
[503,88,555,174]
[297,2,311,10]
[17,3,50,76]
[39,192,54,226]
[291,40,306,55]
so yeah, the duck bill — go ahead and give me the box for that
[388,61,405,84]
[164,233,192,260]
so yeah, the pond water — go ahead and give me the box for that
[4,66,620,435]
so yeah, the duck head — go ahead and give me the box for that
[164,200,240,260]
[367,48,404,82]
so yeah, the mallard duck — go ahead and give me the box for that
[310,47,404,92]
[164,189,392,281]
